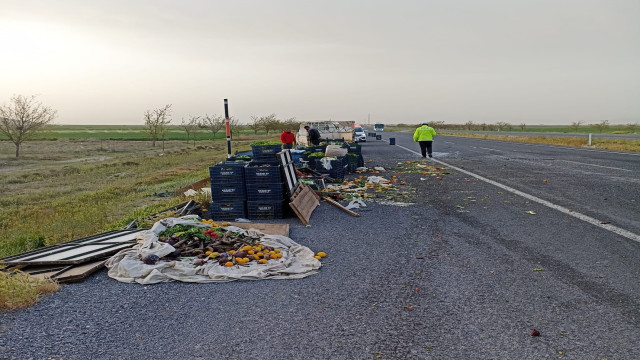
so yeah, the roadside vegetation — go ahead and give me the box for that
[391,120,638,134]
[0,265,59,310]
[437,132,640,152]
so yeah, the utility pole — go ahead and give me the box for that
[224,99,231,158]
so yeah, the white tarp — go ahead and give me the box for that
[105,217,321,284]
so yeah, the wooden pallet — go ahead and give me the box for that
[289,183,320,226]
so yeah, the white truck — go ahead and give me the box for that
[296,121,355,146]
[374,123,385,132]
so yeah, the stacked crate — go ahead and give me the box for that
[209,161,247,220]
[251,144,282,165]
[345,142,364,168]
[314,157,348,180]
[244,163,285,219]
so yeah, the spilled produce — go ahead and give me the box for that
[106,216,322,284]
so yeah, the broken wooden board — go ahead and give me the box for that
[22,259,107,283]
[1,229,145,266]
[289,183,320,226]
[225,222,290,237]
[175,177,210,195]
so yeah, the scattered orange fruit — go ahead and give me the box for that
[317,252,327,258]
[314,256,322,260]
[258,259,268,264]
[224,262,233,267]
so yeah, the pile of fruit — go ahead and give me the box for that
[207,244,284,267]
[142,220,328,268]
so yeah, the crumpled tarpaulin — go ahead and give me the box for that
[105,217,321,284]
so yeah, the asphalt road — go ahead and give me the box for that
[443,130,640,140]
[2,136,639,359]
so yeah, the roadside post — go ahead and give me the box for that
[588,133,592,146]
[224,99,231,158]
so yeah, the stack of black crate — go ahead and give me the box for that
[245,144,285,219]
[209,161,247,220]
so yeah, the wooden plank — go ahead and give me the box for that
[27,260,107,283]
[226,222,290,237]
[289,183,320,225]
[2,230,143,266]
[322,196,361,217]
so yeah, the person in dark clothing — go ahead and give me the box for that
[304,125,321,146]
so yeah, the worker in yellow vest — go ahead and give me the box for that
[413,122,437,158]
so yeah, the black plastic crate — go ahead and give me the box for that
[345,154,359,173]
[210,201,246,220]
[245,163,282,183]
[252,144,282,158]
[209,162,246,182]
[251,158,280,166]
[314,158,348,180]
[245,182,285,201]
[305,145,327,153]
[346,142,361,153]
[247,200,285,219]
[225,155,253,162]
[210,181,246,201]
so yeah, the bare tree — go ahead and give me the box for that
[495,122,510,131]
[261,114,281,135]
[249,116,263,134]
[228,116,240,138]
[519,123,526,131]
[570,121,583,132]
[144,104,172,147]
[591,119,610,133]
[625,122,637,133]
[479,123,488,131]
[0,95,57,157]
[464,121,474,130]
[281,117,300,131]
[181,115,200,146]
[200,114,224,140]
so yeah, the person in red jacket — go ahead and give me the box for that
[280,129,296,149]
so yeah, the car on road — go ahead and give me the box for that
[354,126,366,142]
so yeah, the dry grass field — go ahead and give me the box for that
[0,138,264,258]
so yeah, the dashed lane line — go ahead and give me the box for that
[393,142,640,244]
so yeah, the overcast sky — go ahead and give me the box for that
[1,0,638,125]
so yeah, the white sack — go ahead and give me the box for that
[325,144,348,157]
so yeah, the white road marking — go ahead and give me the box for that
[479,147,501,151]
[557,160,632,172]
[394,143,640,244]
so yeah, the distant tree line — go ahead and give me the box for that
[395,120,638,133]
[144,104,300,147]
